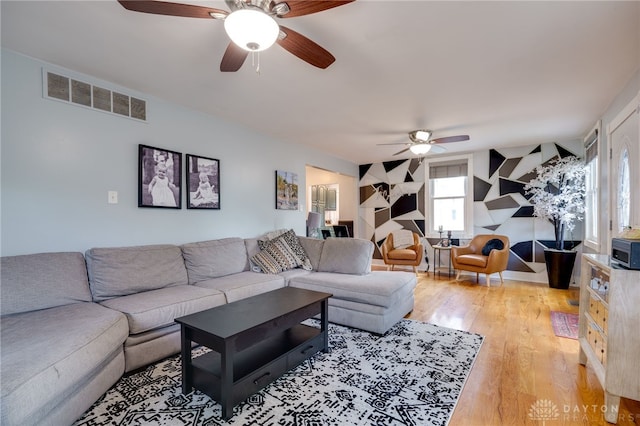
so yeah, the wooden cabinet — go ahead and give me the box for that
[578,254,640,423]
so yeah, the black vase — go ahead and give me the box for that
[544,249,577,289]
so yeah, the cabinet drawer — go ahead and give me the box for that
[233,357,287,403]
[586,321,606,366]
[588,294,608,335]
[586,321,598,353]
[287,334,324,368]
[599,305,608,335]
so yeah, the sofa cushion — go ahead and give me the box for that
[1,252,92,315]
[387,248,419,260]
[456,254,488,268]
[194,271,286,303]
[0,303,128,426]
[298,237,325,271]
[317,238,374,275]
[99,285,226,334]
[181,237,248,283]
[86,244,188,302]
[288,271,416,308]
[278,268,312,284]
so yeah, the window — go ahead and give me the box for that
[583,123,600,250]
[426,155,473,237]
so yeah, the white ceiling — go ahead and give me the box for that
[2,1,639,164]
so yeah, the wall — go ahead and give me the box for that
[358,158,426,260]
[0,50,358,256]
[359,141,584,283]
[473,141,583,283]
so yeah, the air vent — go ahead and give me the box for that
[43,69,146,121]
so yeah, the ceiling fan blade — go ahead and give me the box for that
[118,1,227,19]
[277,25,335,69]
[431,135,470,144]
[220,42,249,72]
[393,147,410,156]
[277,0,355,18]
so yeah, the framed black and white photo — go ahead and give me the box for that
[186,154,220,209]
[138,144,182,209]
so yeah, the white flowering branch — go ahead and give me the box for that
[524,155,586,250]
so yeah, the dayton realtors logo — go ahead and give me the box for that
[529,399,560,425]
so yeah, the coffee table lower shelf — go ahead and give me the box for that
[190,324,324,406]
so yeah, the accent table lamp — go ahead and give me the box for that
[306,211,323,238]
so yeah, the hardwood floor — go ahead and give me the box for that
[405,271,640,426]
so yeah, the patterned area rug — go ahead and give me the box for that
[550,311,579,339]
[75,319,484,426]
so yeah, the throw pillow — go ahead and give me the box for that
[481,238,505,256]
[258,229,313,271]
[251,237,303,274]
[259,228,289,241]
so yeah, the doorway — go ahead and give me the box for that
[608,94,639,248]
[306,165,357,238]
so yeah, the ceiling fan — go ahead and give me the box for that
[378,130,470,156]
[117,0,354,72]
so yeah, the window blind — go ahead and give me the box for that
[429,160,468,179]
[585,129,598,164]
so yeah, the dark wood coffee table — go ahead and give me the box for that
[175,287,332,420]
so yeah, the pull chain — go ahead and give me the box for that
[250,51,261,75]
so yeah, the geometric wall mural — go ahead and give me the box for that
[359,158,425,259]
[473,141,583,274]
[359,140,584,280]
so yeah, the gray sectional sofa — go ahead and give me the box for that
[1,234,416,425]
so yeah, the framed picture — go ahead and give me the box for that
[138,144,182,209]
[186,154,220,209]
[275,170,299,210]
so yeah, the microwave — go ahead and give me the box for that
[611,238,640,270]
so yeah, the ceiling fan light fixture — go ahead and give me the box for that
[409,129,432,142]
[224,9,279,52]
[409,143,432,155]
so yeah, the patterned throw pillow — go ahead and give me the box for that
[252,236,303,274]
[258,229,313,271]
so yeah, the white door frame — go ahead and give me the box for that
[606,92,640,253]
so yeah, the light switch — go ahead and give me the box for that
[108,191,118,204]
